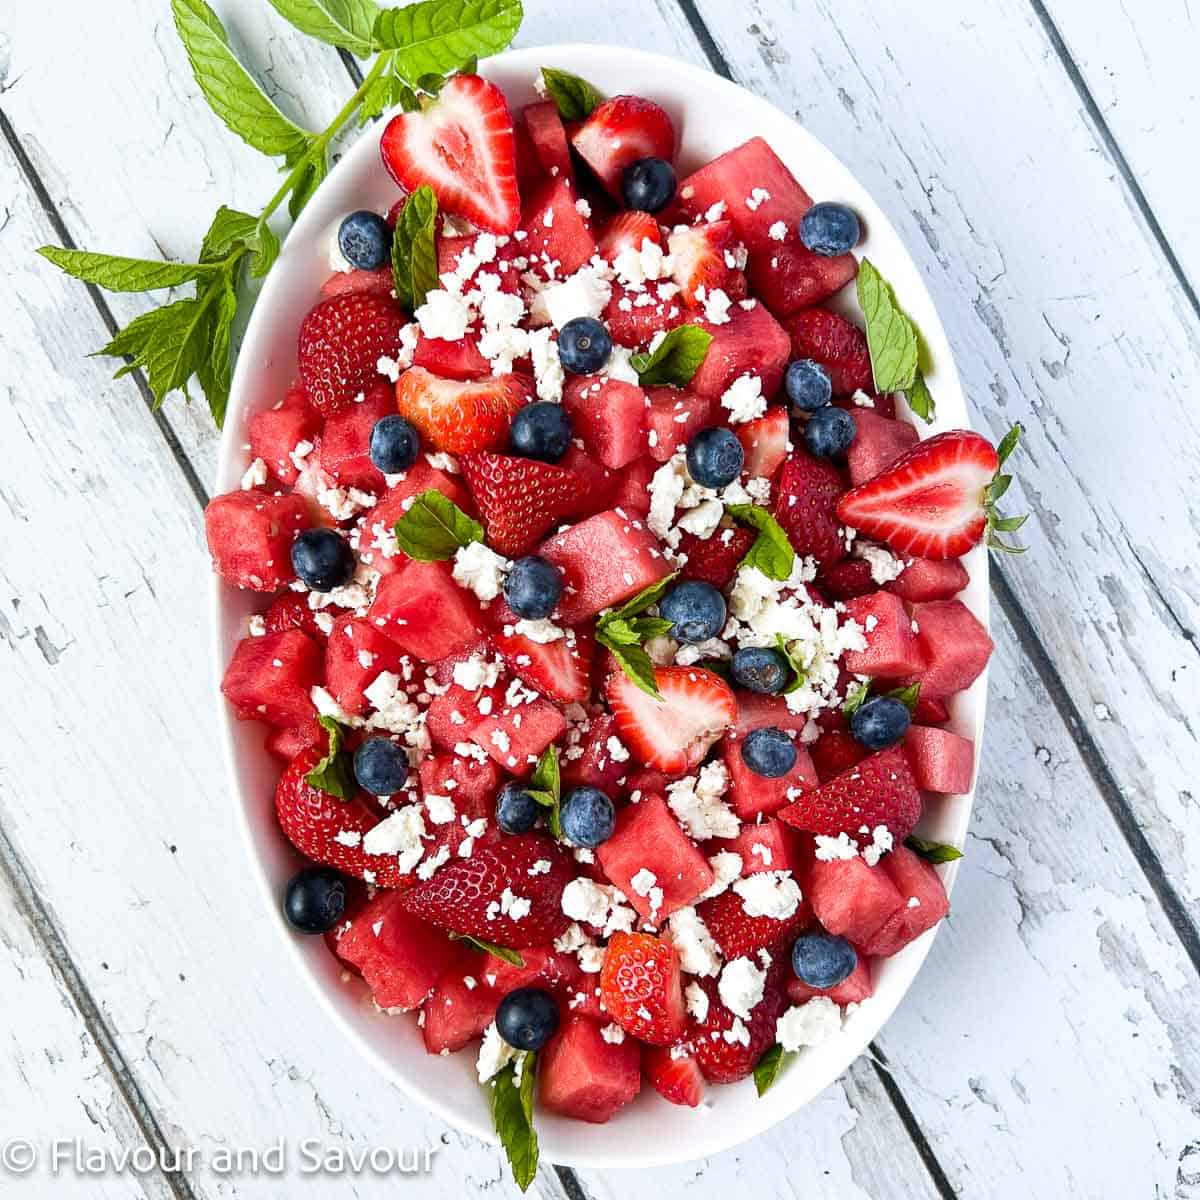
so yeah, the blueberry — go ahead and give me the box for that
[504,555,562,620]
[799,202,861,257]
[850,695,911,750]
[353,737,410,796]
[660,580,727,645]
[557,316,613,375]
[510,401,572,462]
[496,782,540,835]
[785,359,833,412]
[369,414,420,474]
[283,866,348,934]
[338,210,392,270]
[621,156,677,213]
[496,986,560,1050]
[804,405,856,460]
[741,727,798,778]
[560,787,615,848]
[291,528,356,591]
[686,426,745,488]
[731,646,791,694]
[791,932,858,989]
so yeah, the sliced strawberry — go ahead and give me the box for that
[644,1044,705,1107]
[460,451,589,557]
[598,211,665,262]
[398,835,573,947]
[605,666,737,774]
[773,450,847,566]
[571,95,675,196]
[697,886,810,961]
[599,932,687,1046]
[487,599,595,703]
[688,967,788,1084]
[297,292,407,416]
[836,430,1003,560]
[379,74,520,235]
[667,220,747,307]
[777,745,922,846]
[784,308,872,395]
[395,367,531,456]
[810,729,868,782]
[677,526,755,589]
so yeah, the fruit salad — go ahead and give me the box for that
[207,63,1020,1173]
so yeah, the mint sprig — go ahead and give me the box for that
[393,490,484,561]
[540,67,603,120]
[305,716,356,800]
[524,746,562,839]
[391,185,440,312]
[754,1043,794,1096]
[856,258,919,394]
[984,424,1029,554]
[449,933,525,966]
[631,326,713,387]
[489,1053,539,1191]
[595,574,678,698]
[905,837,964,864]
[725,505,795,582]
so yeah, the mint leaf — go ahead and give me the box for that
[857,258,919,393]
[630,326,713,387]
[996,423,1022,466]
[171,0,315,162]
[200,206,278,277]
[905,368,935,423]
[373,0,524,80]
[392,184,439,312]
[527,746,562,838]
[887,682,921,714]
[604,642,661,699]
[842,680,870,716]
[37,247,215,292]
[449,933,525,966]
[775,634,806,695]
[393,489,483,560]
[358,66,406,125]
[266,0,381,56]
[194,272,239,426]
[489,1053,539,1191]
[725,505,795,582]
[905,837,964,864]
[539,67,603,120]
[305,716,356,799]
[288,151,330,220]
[99,296,212,408]
[601,573,678,625]
[754,1044,793,1096]
[595,574,678,699]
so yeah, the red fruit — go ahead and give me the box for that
[395,367,531,456]
[273,749,413,888]
[841,591,927,678]
[571,95,675,196]
[688,969,788,1084]
[677,526,755,589]
[560,712,630,796]
[846,408,919,486]
[785,308,872,395]
[600,932,687,1045]
[906,599,993,699]
[318,379,395,493]
[667,220,747,307]
[603,283,682,348]
[519,176,597,276]
[248,385,319,486]
[204,490,311,592]
[523,100,573,180]
[737,406,790,480]
[788,955,874,1006]
[778,745,922,846]
[468,695,569,775]
[265,719,324,762]
[460,451,589,557]
[488,600,595,704]
[398,835,573,947]
[836,430,1002,560]
[723,731,818,821]
[598,211,664,262]
[817,558,876,602]
[810,730,868,782]
[715,819,805,877]
[644,386,716,463]
[609,455,657,516]
[222,630,320,727]
[418,752,501,821]
[379,74,520,235]
[913,694,950,725]
[422,963,500,1053]
[835,391,896,419]
[538,1015,642,1123]
[773,450,847,566]
[357,460,474,558]
[886,557,969,603]
[904,725,975,793]
[697,886,810,961]
[644,1044,705,1107]
[686,300,791,403]
[369,559,484,662]
[324,615,410,716]
[563,376,647,470]
[732,691,809,738]
[860,844,950,956]
[606,666,737,774]
[262,591,343,641]
[412,333,492,382]
[437,235,521,296]
[319,267,395,298]
[804,856,905,948]
[298,292,407,416]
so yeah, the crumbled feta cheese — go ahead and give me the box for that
[452,541,510,602]
[424,793,456,825]
[605,735,629,763]
[851,389,875,408]
[861,823,894,867]
[511,618,565,643]
[362,805,427,874]
[685,981,710,1022]
[248,614,266,637]
[452,654,503,691]
[718,956,767,1019]
[667,762,739,840]
[477,1022,519,1081]
[733,871,803,919]
[561,878,637,936]
[767,220,788,241]
[665,906,722,977]
[856,542,906,585]
[776,997,843,1052]
[600,1023,626,1044]
[414,288,472,341]
[533,263,613,329]
[241,457,268,490]
[699,851,744,900]
[745,188,771,211]
[527,326,564,404]
[814,832,860,862]
[721,373,767,424]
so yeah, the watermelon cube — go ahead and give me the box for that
[368,560,484,662]
[846,409,919,486]
[603,283,682,349]
[358,461,474,572]
[425,683,484,750]
[805,856,905,948]
[320,267,395,299]
[539,509,672,624]
[204,489,311,592]
[610,457,657,515]
[248,384,319,485]
[422,963,500,1054]
[913,694,950,725]
[904,726,974,793]
[733,690,809,737]
[787,954,873,1005]
[886,557,969,603]
[557,446,619,517]
[597,793,715,921]
[520,177,597,276]
[908,600,993,699]
[318,379,394,494]
[412,333,492,381]
[538,1015,642,1123]
[860,844,950,957]
[264,719,324,762]
[561,713,631,795]
[468,697,569,776]
[481,946,580,994]
[336,892,459,1011]
[723,733,818,821]
[686,302,791,403]
[418,751,502,821]
[644,387,716,463]
[842,591,927,678]
[523,101,573,181]
[737,406,790,480]
[221,629,320,726]
[563,377,647,469]
[324,615,411,716]
[715,818,805,876]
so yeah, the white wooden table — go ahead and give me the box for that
[2,2,1197,1195]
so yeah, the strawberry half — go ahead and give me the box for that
[810,729,868,782]
[600,932,687,1046]
[784,307,872,395]
[605,666,737,774]
[677,526,755,589]
[773,450,847,566]
[644,1044,705,1107]
[571,95,675,196]
[298,292,407,416]
[777,745,922,845]
[667,220,747,306]
[379,74,520,235]
[487,599,594,703]
[598,211,665,262]
[395,367,531,456]
[697,886,811,961]
[460,451,589,557]
[687,967,788,1084]
[836,429,1013,560]
[398,835,573,948]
